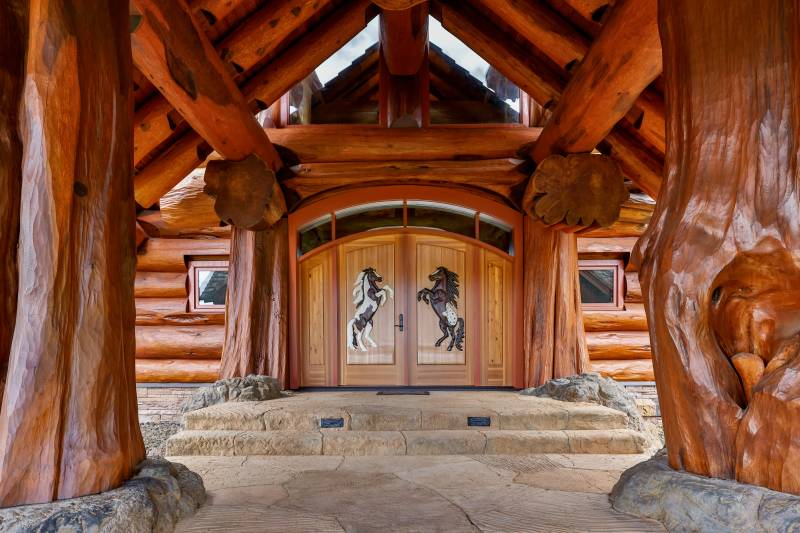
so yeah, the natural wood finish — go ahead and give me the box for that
[586,331,651,360]
[131,0,283,169]
[530,0,661,162]
[268,126,541,162]
[135,358,219,383]
[136,297,188,317]
[137,208,231,239]
[135,272,188,298]
[285,159,528,201]
[134,130,209,208]
[160,171,219,230]
[0,0,25,396]
[373,0,427,8]
[578,237,636,255]
[522,217,588,387]
[137,237,230,272]
[583,304,648,332]
[636,0,800,493]
[204,155,285,230]
[136,325,224,359]
[523,154,628,228]
[590,359,653,381]
[380,4,428,76]
[624,271,642,303]
[0,0,143,506]
[220,220,289,386]
[299,249,334,386]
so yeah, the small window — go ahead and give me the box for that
[407,201,475,238]
[335,201,404,240]
[189,260,228,312]
[479,213,513,254]
[579,260,624,310]
[299,215,333,256]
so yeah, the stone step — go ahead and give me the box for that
[166,428,649,457]
[183,403,629,432]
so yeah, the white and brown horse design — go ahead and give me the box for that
[417,266,465,351]
[347,267,394,352]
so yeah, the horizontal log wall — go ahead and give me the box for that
[135,235,229,382]
[581,238,654,381]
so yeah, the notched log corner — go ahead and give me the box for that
[204,154,286,231]
[523,153,629,230]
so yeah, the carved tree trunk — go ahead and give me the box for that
[638,0,800,492]
[523,217,589,387]
[220,220,289,387]
[0,1,25,399]
[0,0,144,506]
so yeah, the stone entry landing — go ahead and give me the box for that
[167,391,651,457]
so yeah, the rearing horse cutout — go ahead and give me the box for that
[347,267,394,352]
[417,266,465,351]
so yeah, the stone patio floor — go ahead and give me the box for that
[170,452,665,532]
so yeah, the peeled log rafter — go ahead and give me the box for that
[136,358,220,383]
[131,0,283,169]
[523,154,629,228]
[0,0,25,396]
[583,304,648,332]
[134,272,187,298]
[372,0,427,8]
[380,4,428,76]
[590,359,654,381]
[220,221,289,387]
[135,325,224,359]
[268,126,541,162]
[204,155,284,230]
[160,171,219,230]
[0,0,144,506]
[587,331,651,360]
[529,0,661,162]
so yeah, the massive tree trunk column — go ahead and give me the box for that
[523,218,589,387]
[638,0,800,492]
[0,0,144,506]
[0,1,25,399]
[220,220,289,387]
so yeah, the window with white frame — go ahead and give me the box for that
[189,260,229,312]
[578,259,624,310]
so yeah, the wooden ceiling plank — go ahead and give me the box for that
[530,0,661,162]
[133,0,375,208]
[132,0,283,169]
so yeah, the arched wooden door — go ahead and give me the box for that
[291,187,523,388]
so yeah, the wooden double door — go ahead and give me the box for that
[299,232,513,386]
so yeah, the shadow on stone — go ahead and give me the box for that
[610,450,800,532]
[0,459,206,532]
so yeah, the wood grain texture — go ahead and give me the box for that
[0,0,144,505]
[586,331,651,360]
[159,171,219,230]
[583,304,648,332]
[0,0,25,399]
[131,0,283,169]
[135,325,224,359]
[380,3,428,76]
[636,0,800,492]
[134,272,188,298]
[136,237,230,272]
[530,0,661,162]
[522,217,588,387]
[219,220,289,387]
[590,359,654,381]
[135,358,220,382]
[268,126,541,162]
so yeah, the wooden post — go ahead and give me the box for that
[522,217,588,387]
[220,220,289,387]
[639,0,800,492]
[0,1,26,398]
[0,0,144,505]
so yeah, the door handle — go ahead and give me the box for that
[395,313,404,332]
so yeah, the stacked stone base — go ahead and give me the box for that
[0,460,205,532]
[611,451,800,532]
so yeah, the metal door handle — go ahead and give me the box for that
[395,313,404,332]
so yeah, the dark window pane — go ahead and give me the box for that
[198,270,228,306]
[335,202,404,239]
[579,269,616,304]
[479,214,513,254]
[407,201,475,238]
[299,216,332,255]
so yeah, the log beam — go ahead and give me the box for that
[0,1,25,397]
[529,0,661,162]
[136,359,219,383]
[220,220,289,387]
[0,0,144,505]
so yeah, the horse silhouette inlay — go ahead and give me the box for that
[417,266,465,351]
[347,267,394,352]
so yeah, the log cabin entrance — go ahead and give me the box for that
[289,187,524,388]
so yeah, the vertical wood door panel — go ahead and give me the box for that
[300,250,333,386]
[482,251,513,386]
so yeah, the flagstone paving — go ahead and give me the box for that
[171,453,665,532]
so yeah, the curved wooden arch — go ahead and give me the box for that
[288,185,524,388]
